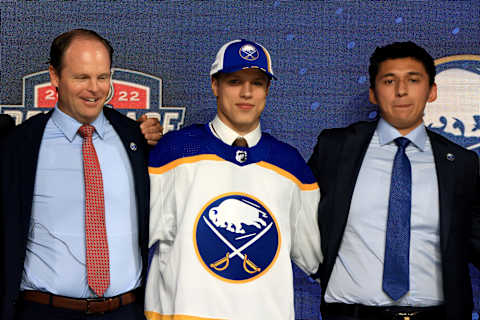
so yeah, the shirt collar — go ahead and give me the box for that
[51,104,106,142]
[377,117,427,151]
[209,115,262,147]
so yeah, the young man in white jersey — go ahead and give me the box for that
[145,39,322,320]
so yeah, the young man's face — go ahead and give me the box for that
[369,57,437,136]
[211,69,270,135]
[49,37,111,124]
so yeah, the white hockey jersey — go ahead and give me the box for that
[145,124,322,320]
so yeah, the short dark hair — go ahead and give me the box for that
[49,29,114,73]
[368,41,436,88]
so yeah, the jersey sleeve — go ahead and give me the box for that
[290,158,323,278]
[145,142,179,315]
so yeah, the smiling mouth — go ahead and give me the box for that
[82,97,99,103]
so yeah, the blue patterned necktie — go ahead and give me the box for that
[382,137,411,301]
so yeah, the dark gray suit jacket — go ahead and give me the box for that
[308,120,480,320]
[0,108,150,320]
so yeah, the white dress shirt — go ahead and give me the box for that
[209,115,261,147]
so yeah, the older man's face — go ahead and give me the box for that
[49,37,111,124]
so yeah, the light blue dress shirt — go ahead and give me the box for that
[325,118,443,306]
[20,106,142,298]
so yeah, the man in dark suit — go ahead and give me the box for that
[308,42,480,320]
[0,29,161,320]
[0,114,15,138]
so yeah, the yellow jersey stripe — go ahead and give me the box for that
[145,311,225,320]
[149,155,319,191]
[149,154,224,174]
[256,161,318,191]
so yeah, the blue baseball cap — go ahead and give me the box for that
[210,39,276,80]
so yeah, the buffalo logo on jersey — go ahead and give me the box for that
[239,44,259,61]
[193,193,280,282]
[424,55,480,152]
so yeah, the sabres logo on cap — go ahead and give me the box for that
[193,193,280,283]
[239,44,259,61]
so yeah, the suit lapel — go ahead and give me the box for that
[104,108,143,165]
[103,107,146,204]
[331,121,377,254]
[103,108,149,269]
[19,111,53,236]
[427,129,456,253]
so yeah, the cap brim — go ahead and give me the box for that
[213,65,277,80]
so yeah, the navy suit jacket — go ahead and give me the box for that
[0,107,150,320]
[308,120,480,320]
[0,114,15,139]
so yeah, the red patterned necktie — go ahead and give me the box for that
[79,124,110,297]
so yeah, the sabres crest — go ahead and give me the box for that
[239,44,259,61]
[193,193,280,283]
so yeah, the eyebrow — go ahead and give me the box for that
[224,76,267,81]
[380,71,424,78]
[72,72,111,77]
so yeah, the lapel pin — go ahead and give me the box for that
[446,153,455,161]
[130,142,137,151]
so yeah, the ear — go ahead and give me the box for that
[427,83,438,103]
[211,77,219,97]
[369,88,378,105]
[49,65,60,88]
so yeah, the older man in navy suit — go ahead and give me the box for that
[0,29,161,320]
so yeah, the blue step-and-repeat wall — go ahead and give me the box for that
[1,1,479,319]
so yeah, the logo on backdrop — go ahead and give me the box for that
[193,193,280,283]
[0,68,185,132]
[424,55,480,152]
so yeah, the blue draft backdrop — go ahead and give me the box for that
[1,1,479,319]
